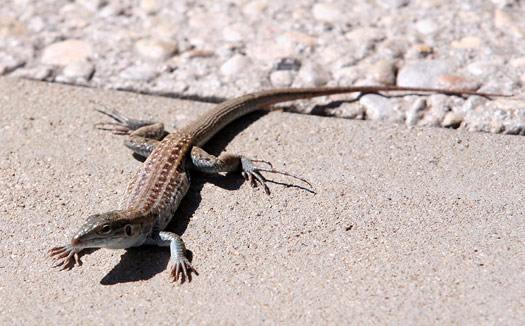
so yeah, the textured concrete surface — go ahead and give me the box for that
[0,78,524,325]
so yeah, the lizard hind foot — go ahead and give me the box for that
[90,100,154,135]
[169,257,199,284]
[48,245,81,270]
[240,156,312,195]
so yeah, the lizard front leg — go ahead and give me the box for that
[91,100,167,157]
[147,231,198,283]
[189,147,311,194]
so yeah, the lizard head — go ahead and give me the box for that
[71,211,143,249]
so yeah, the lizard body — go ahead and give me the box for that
[49,85,504,282]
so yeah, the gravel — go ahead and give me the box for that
[1,0,524,133]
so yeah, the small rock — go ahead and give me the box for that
[41,40,94,66]
[377,38,408,59]
[333,103,366,120]
[520,73,525,87]
[406,98,427,126]
[0,54,25,75]
[451,36,481,49]
[438,74,480,91]
[344,27,384,42]
[510,57,525,68]
[397,60,455,88]
[243,1,267,16]
[312,3,342,22]
[182,49,214,58]
[76,0,106,11]
[223,23,253,43]
[99,2,126,16]
[140,0,159,14]
[154,23,181,41]
[371,60,396,85]
[494,9,511,28]
[467,61,501,76]
[62,61,95,80]
[270,70,294,88]
[28,16,45,32]
[295,63,331,87]
[416,18,439,35]
[247,43,295,61]
[120,64,158,81]
[284,32,317,47]
[377,0,409,8]
[275,58,301,71]
[442,112,463,128]
[412,44,433,54]
[360,94,402,122]
[220,55,251,76]
[0,16,26,37]
[12,66,54,80]
[135,39,178,61]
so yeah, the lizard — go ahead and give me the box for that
[48,85,506,283]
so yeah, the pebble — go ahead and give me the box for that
[451,36,481,49]
[467,61,501,76]
[220,55,251,76]
[312,3,342,22]
[119,64,159,82]
[360,94,403,122]
[284,32,317,47]
[406,98,427,126]
[333,103,366,120]
[371,60,396,85]
[295,63,330,87]
[397,60,455,88]
[510,57,525,68]
[222,23,254,43]
[1,0,523,137]
[415,18,440,35]
[243,1,267,16]
[12,66,54,81]
[378,0,409,8]
[274,58,302,71]
[0,54,25,75]
[247,43,295,61]
[494,9,511,28]
[41,40,94,66]
[140,0,159,14]
[0,16,26,37]
[437,74,480,91]
[61,61,95,80]
[135,39,178,61]
[441,112,463,128]
[270,70,294,88]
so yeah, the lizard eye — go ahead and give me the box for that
[98,224,111,234]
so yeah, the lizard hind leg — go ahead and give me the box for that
[190,147,312,195]
[91,100,169,157]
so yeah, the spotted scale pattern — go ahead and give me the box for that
[119,131,192,230]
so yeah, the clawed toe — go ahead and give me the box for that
[169,258,198,284]
[240,156,312,195]
[48,245,81,269]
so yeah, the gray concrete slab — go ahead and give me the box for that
[0,78,523,325]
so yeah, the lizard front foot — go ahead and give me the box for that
[168,257,198,283]
[240,156,312,195]
[48,245,82,269]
